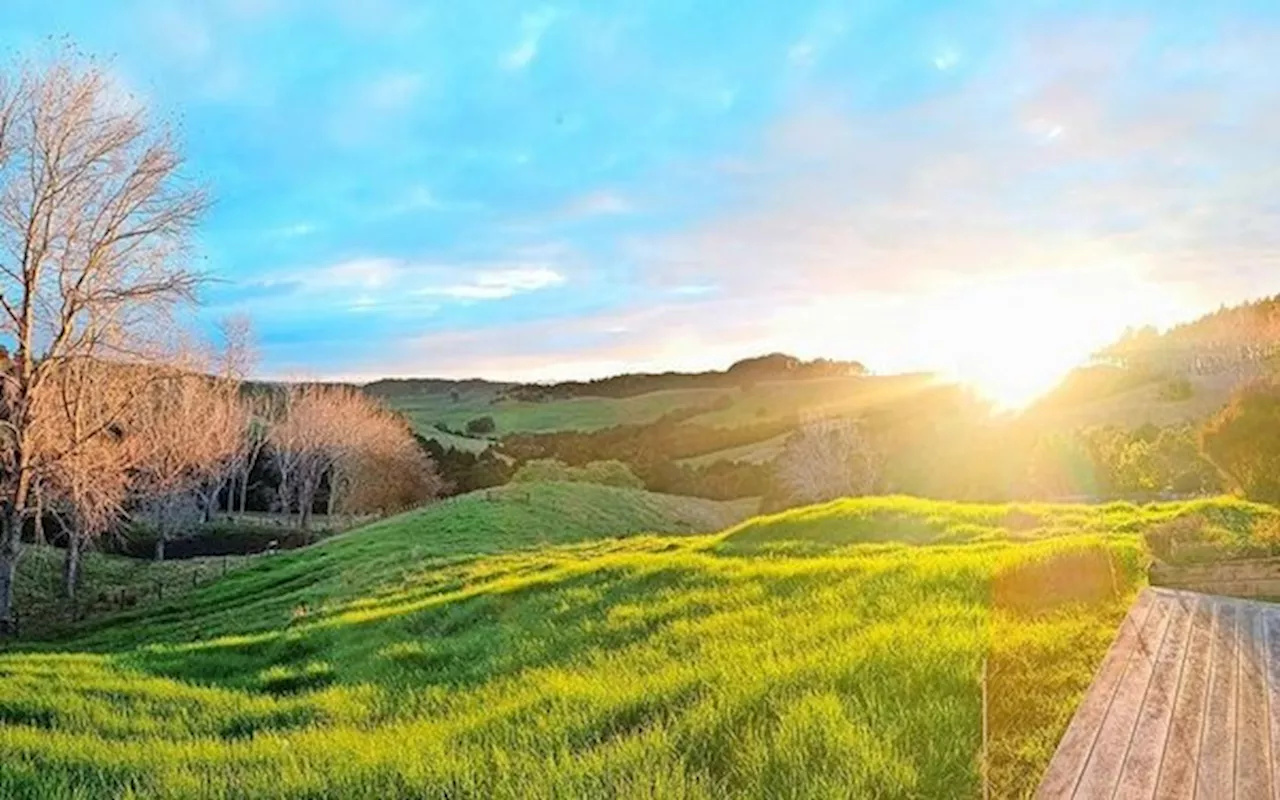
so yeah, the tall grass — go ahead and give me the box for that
[0,486,1205,798]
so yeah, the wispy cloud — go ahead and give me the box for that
[501,8,558,71]
[417,266,566,300]
[633,19,1280,315]
[216,256,568,316]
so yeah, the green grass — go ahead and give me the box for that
[677,433,790,468]
[388,387,731,436]
[12,547,251,641]
[383,374,940,439]
[5,485,1251,799]
[417,428,496,453]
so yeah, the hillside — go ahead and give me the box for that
[379,372,940,466]
[9,485,1273,797]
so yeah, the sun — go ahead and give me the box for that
[921,269,1185,410]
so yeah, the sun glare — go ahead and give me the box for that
[921,269,1187,410]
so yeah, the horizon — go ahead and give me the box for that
[2,2,1278,405]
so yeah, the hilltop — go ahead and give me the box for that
[0,481,1186,798]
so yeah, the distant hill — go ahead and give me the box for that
[500,353,867,401]
[1022,295,1280,431]
[1095,294,1280,377]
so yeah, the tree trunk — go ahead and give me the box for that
[279,474,290,519]
[32,498,45,547]
[300,489,313,533]
[238,467,249,514]
[0,509,21,637]
[63,533,82,600]
[154,501,167,562]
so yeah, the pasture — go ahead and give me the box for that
[5,486,1271,798]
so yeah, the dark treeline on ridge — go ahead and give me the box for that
[495,353,866,402]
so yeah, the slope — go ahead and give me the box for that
[0,488,1220,799]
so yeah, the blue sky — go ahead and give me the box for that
[2,1,1279,384]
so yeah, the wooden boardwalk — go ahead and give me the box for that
[1037,587,1280,798]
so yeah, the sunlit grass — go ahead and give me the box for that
[2,484,1249,798]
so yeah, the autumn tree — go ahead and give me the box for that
[32,360,144,598]
[1201,380,1280,503]
[272,385,442,531]
[0,58,206,630]
[329,408,444,515]
[130,374,245,560]
[775,417,881,506]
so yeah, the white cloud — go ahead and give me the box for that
[419,267,566,299]
[501,8,558,71]
[932,48,960,71]
[310,258,402,290]
[631,19,1280,317]
[232,258,568,316]
[274,222,317,238]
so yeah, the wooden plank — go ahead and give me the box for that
[1113,590,1195,798]
[1195,601,1240,798]
[1037,590,1158,799]
[1073,595,1175,798]
[1153,594,1216,799]
[1264,609,1280,800]
[1236,603,1272,800]
[1041,591,1280,799]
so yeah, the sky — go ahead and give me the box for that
[1,1,1278,392]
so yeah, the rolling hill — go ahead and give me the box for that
[9,483,1274,797]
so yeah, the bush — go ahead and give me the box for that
[511,459,644,489]
[1201,380,1280,502]
[465,416,497,436]
[578,460,645,489]
[511,459,575,484]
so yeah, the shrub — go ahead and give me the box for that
[1201,380,1280,502]
[512,459,644,489]
[511,459,575,484]
[578,460,644,489]
[465,416,497,436]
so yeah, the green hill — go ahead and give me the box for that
[5,486,1272,798]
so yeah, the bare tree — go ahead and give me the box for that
[775,417,881,506]
[34,359,142,598]
[0,58,206,631]
[329,406,444,516]
[272,386,442,532]
[193,315,256,521]
[130,374,244,561]
[270,385,358,533]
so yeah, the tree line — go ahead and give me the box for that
[501,353,867,402]
[0,58,441,634]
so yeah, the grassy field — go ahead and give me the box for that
[383,374,940,443]
[678,433,790,468]
[6,486,1270,798]
[387,387,730,437]
[1025,370,1249,432]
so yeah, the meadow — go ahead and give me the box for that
[3,485,1273,798]
[381,374,938,442]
